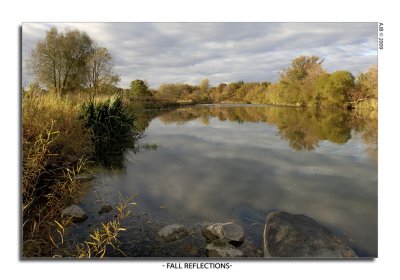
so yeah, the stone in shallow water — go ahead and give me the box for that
[263,211,358,258]
[61,205,87,222]
[203,222,244,243]
[206,240,244,257]
[184,244,199,256]
[157,224,188,242]
[237,240,263,257]
[98,204,113,214]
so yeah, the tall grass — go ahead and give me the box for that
[75,195,136,258]
[22,91,138,257]
[22,92,92,257]
[23,92,93,164]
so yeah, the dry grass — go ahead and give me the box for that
[74,195,136,258]
[22,92,93,163]
[22,91,138,257]
[48,194,136,258]
[22,92,93,257]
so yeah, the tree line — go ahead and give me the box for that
[128,55,377,108]
[27,27,377,108]
[127,57,376,108]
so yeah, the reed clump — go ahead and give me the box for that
[80,94,140,167]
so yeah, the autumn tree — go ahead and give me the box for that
[279,56,326,105]
[210,83,227,102]
[281,56,325,82]
[356,65,378,100]
[28,27,94,95]
[85,46,119,96]
[199,78,210,94]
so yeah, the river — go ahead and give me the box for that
[71,104,377,257]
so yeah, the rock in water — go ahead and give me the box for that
[237,240,263,257]
[263,211,358,258]
[98,204,113,214]
[157,224,188,242]
[206,241,244,257]
[203,222,244,243]
[61,205,87,222]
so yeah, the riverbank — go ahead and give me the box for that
[136,96,379,111]
[22,92,92,256]
[219,98,378,110]
[22,92,137,257]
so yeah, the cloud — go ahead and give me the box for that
[22,22,377,88]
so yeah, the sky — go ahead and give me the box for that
[22,22,377,89]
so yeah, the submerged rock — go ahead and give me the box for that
[206,240,243,257]
[238,240,263,257]
[98,204,113,214]
[184,244,199,256]
[202,222,244,243]
[157,224,188,242]
[61,205,87,222]
[263,211,358,258]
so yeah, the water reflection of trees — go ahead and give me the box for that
[352,109,378,162]
[157,106,377,157]
[94,110,164,169]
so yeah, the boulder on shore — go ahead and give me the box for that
[61,205,87,222]
[263,211,358,258]
[202,222,244,243]
[157,224,188,242]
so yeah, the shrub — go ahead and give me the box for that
[80,94,140,167]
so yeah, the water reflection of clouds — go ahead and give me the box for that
[113,118,377,254]
[148,118,295,151]
[92,112,377,256]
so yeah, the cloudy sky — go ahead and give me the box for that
[22,22,377,88]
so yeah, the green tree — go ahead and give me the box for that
[130,80,151,98]
[312,73,331,104]
[322,71,355,107]
[28,27,93,95]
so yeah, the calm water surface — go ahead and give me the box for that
[76,105,377,257]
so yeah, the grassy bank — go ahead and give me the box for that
[22,91,136,257]
[22,92,93,256]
